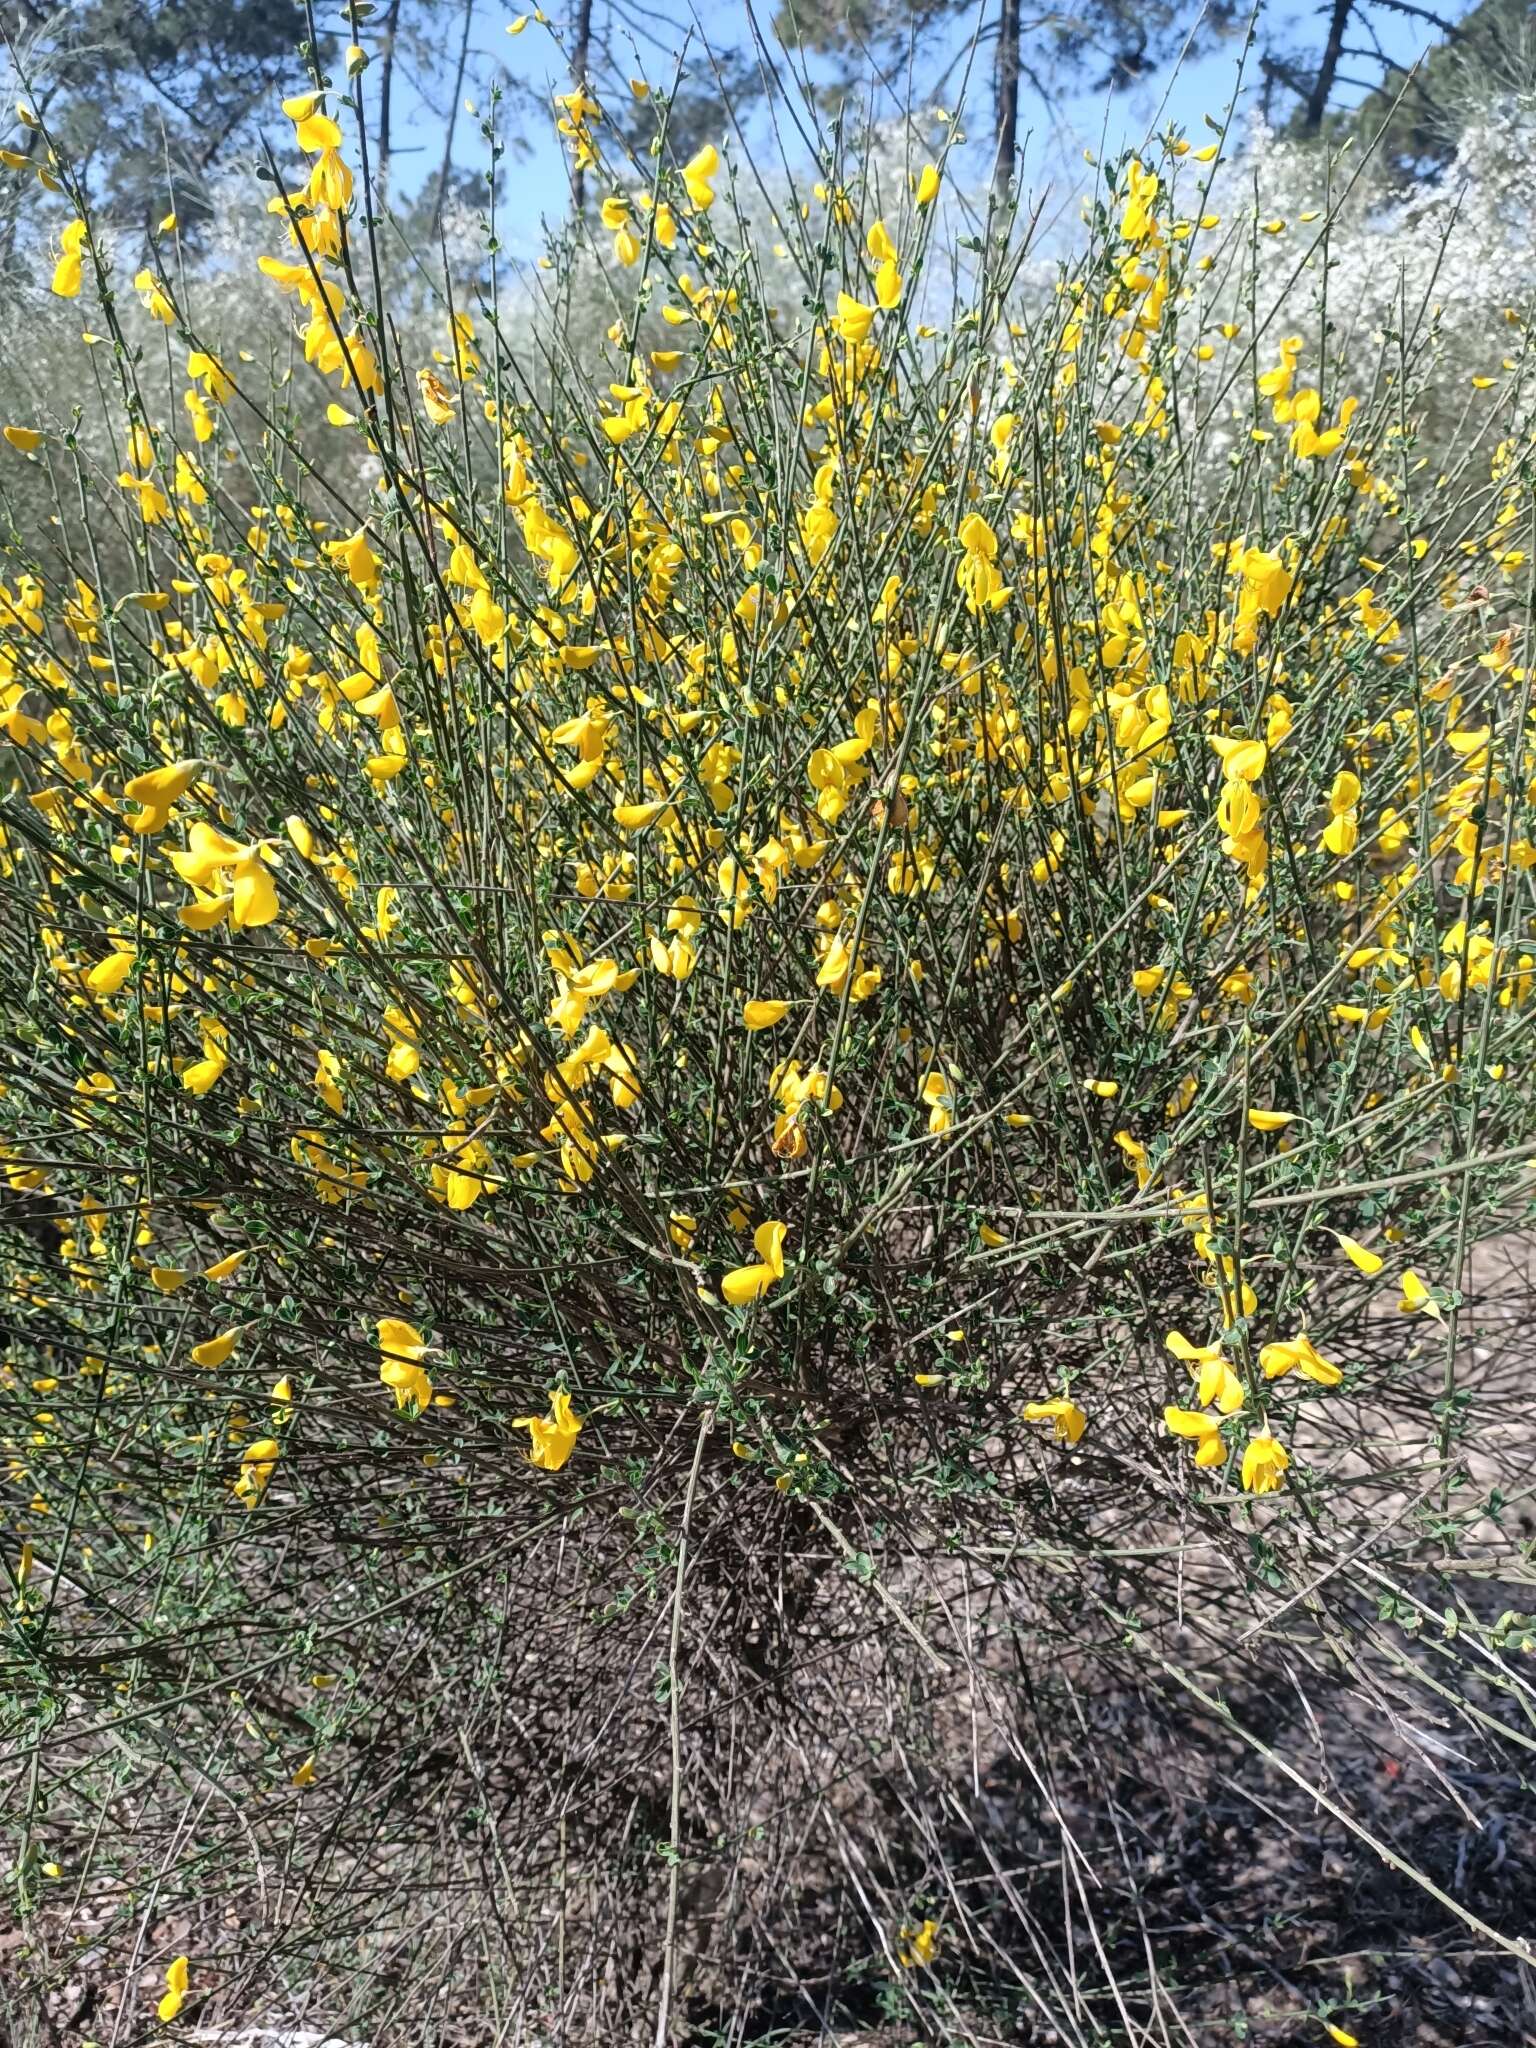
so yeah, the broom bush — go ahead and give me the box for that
[3,23,1536,2043]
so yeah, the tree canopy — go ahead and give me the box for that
[5,1,312,230]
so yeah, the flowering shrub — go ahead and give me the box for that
[2,49,1535,2044]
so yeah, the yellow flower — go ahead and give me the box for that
[236,850,280,927]
[1023,1398,1087,1445]
[742,999,789,1031]
[234,1439,280,1507]
[417,367,459,423]
[51,218,87,298]
[86,951,135,996]
[1331,1232,1383,1276]
[614,796,675,831]
[157,1954,189,2022]
[1209,733,1268,782]
[897,1916,939,1966]
[327,527,381,590]
[377,1316,434,1412]
[1247,1108,1296,1131]
[133,267,175,324]
[1165,1404,1225,1468]
[190,1328,239,1369]
[124,757,206,834]
[1398,1269,1444,1322]
[722,1219,788,1305]
[683,142,719,210]
[921,1068,955,1134]
[171,825,283,932]
[202,1248,250,1282]
[281,92,343,152]
[1165,1331,1244,1414]
[832,291,876,344]
[1258,1334,1342,1386]
[181,1020,229,1096]
[1240,1429,1289,1494]
[605,1042,642,1111]
[514,1388,582,1470]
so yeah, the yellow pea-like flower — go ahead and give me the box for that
[1331,1232,1383,1276]
[1246,1108,1295,1131]
[1398,1269,1444,1321]
[722,1220,788,1306]
[190,1328,239,1369]
[1023,1398,1087,1445]
[157,1955,189,2022]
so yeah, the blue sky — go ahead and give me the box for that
[385,0,1443,256]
